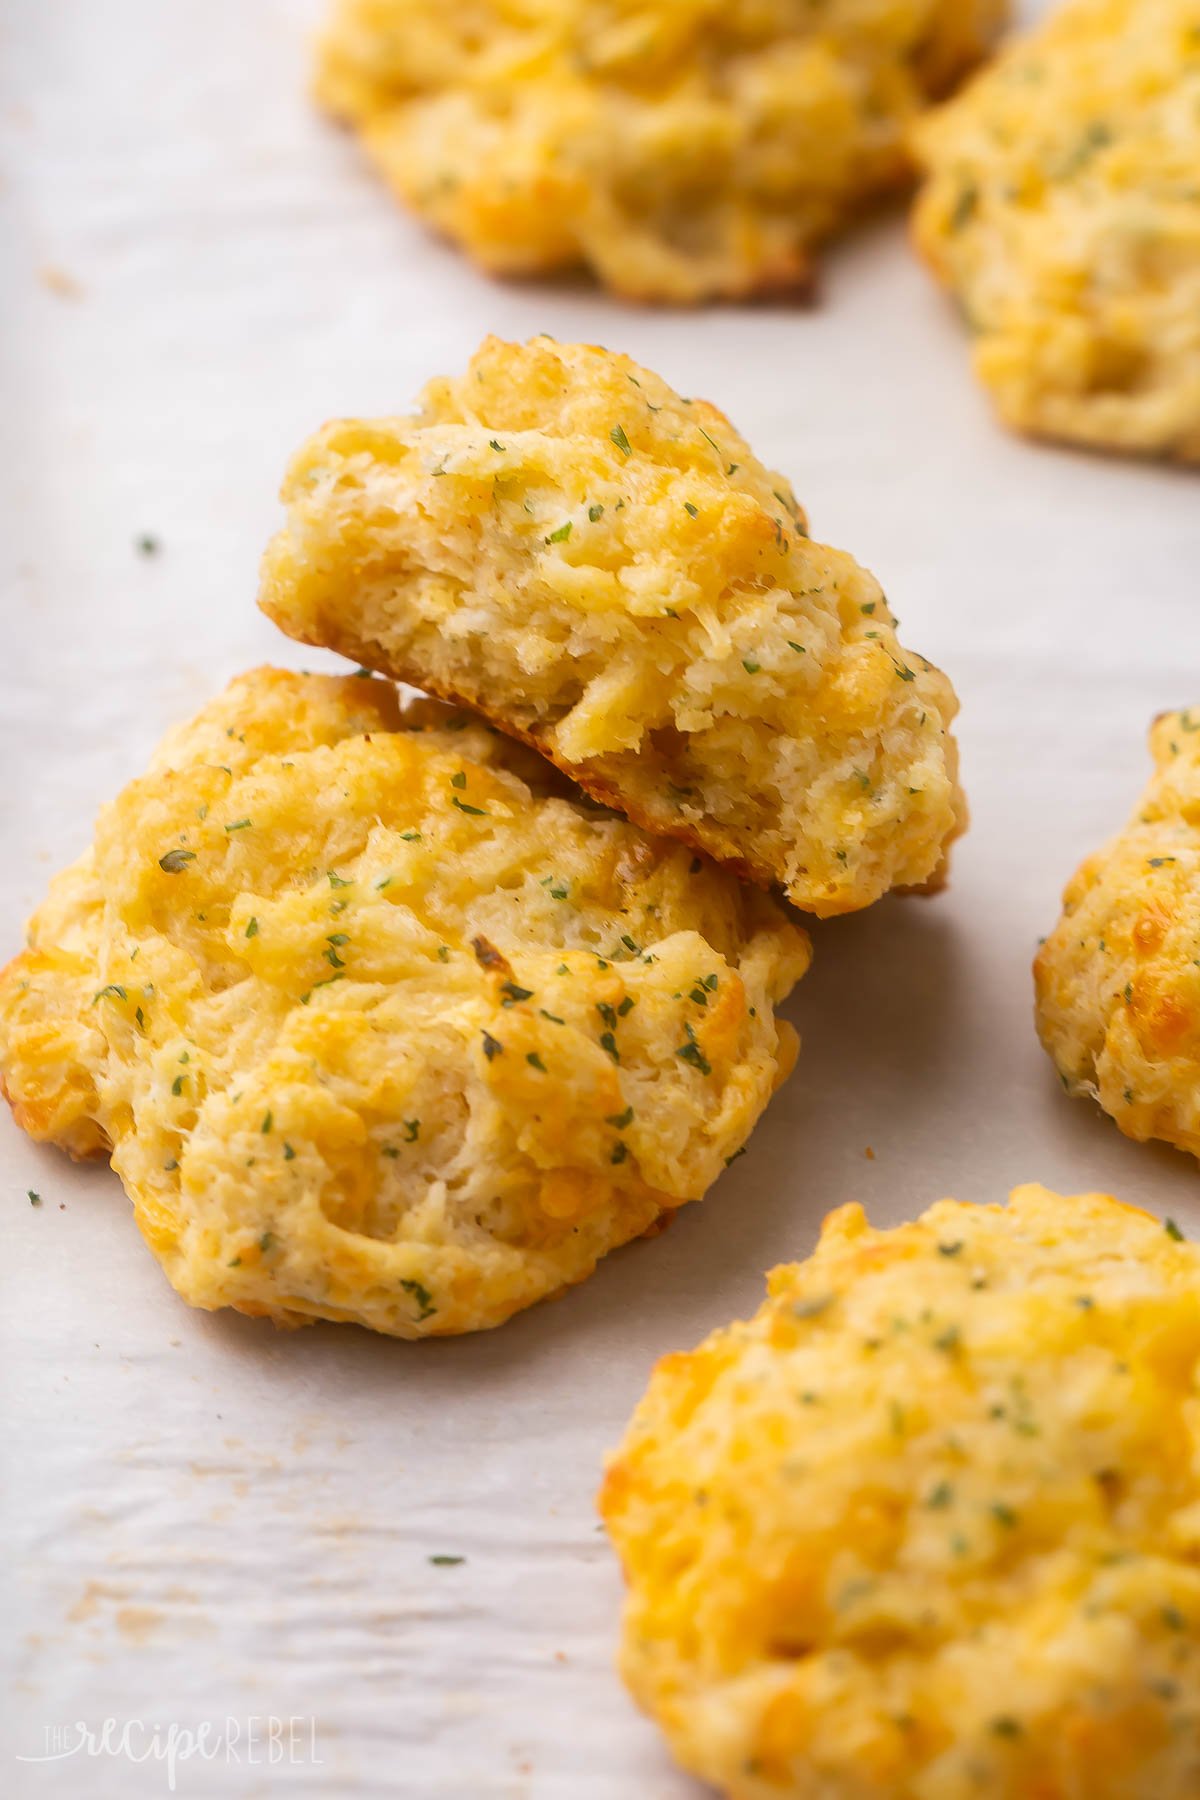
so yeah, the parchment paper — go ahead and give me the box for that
[3,2,1198,1794]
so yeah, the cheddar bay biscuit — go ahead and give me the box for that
[1035,707,1200,1158]
[315,0,1009,304]
[0,668,809,1337]
[601,1185,1200,1800]
[260,337,965,919]
[913,0,1200,462]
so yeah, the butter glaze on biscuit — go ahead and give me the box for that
[260,337,965,919]
[602,1185,1200,1799]
[0,668,809,1337]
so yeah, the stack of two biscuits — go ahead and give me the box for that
[0,332,965,1340]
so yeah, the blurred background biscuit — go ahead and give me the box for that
[316,0,1009,303]
[913,0,1200,461]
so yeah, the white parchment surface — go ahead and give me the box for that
[2,3,1198,1795]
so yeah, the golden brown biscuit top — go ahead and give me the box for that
[602,1184,1200,1798]
[0,668,810,1338]
[317,0,1008,300]
[321,0,1002,114]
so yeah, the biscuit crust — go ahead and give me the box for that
[1035,707,1200,1158]
[601,1185,1200,1799]
[913,0,1200,462]
[260,337,965,919]
[0,668,809,1338]
[315,0,1008,304]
